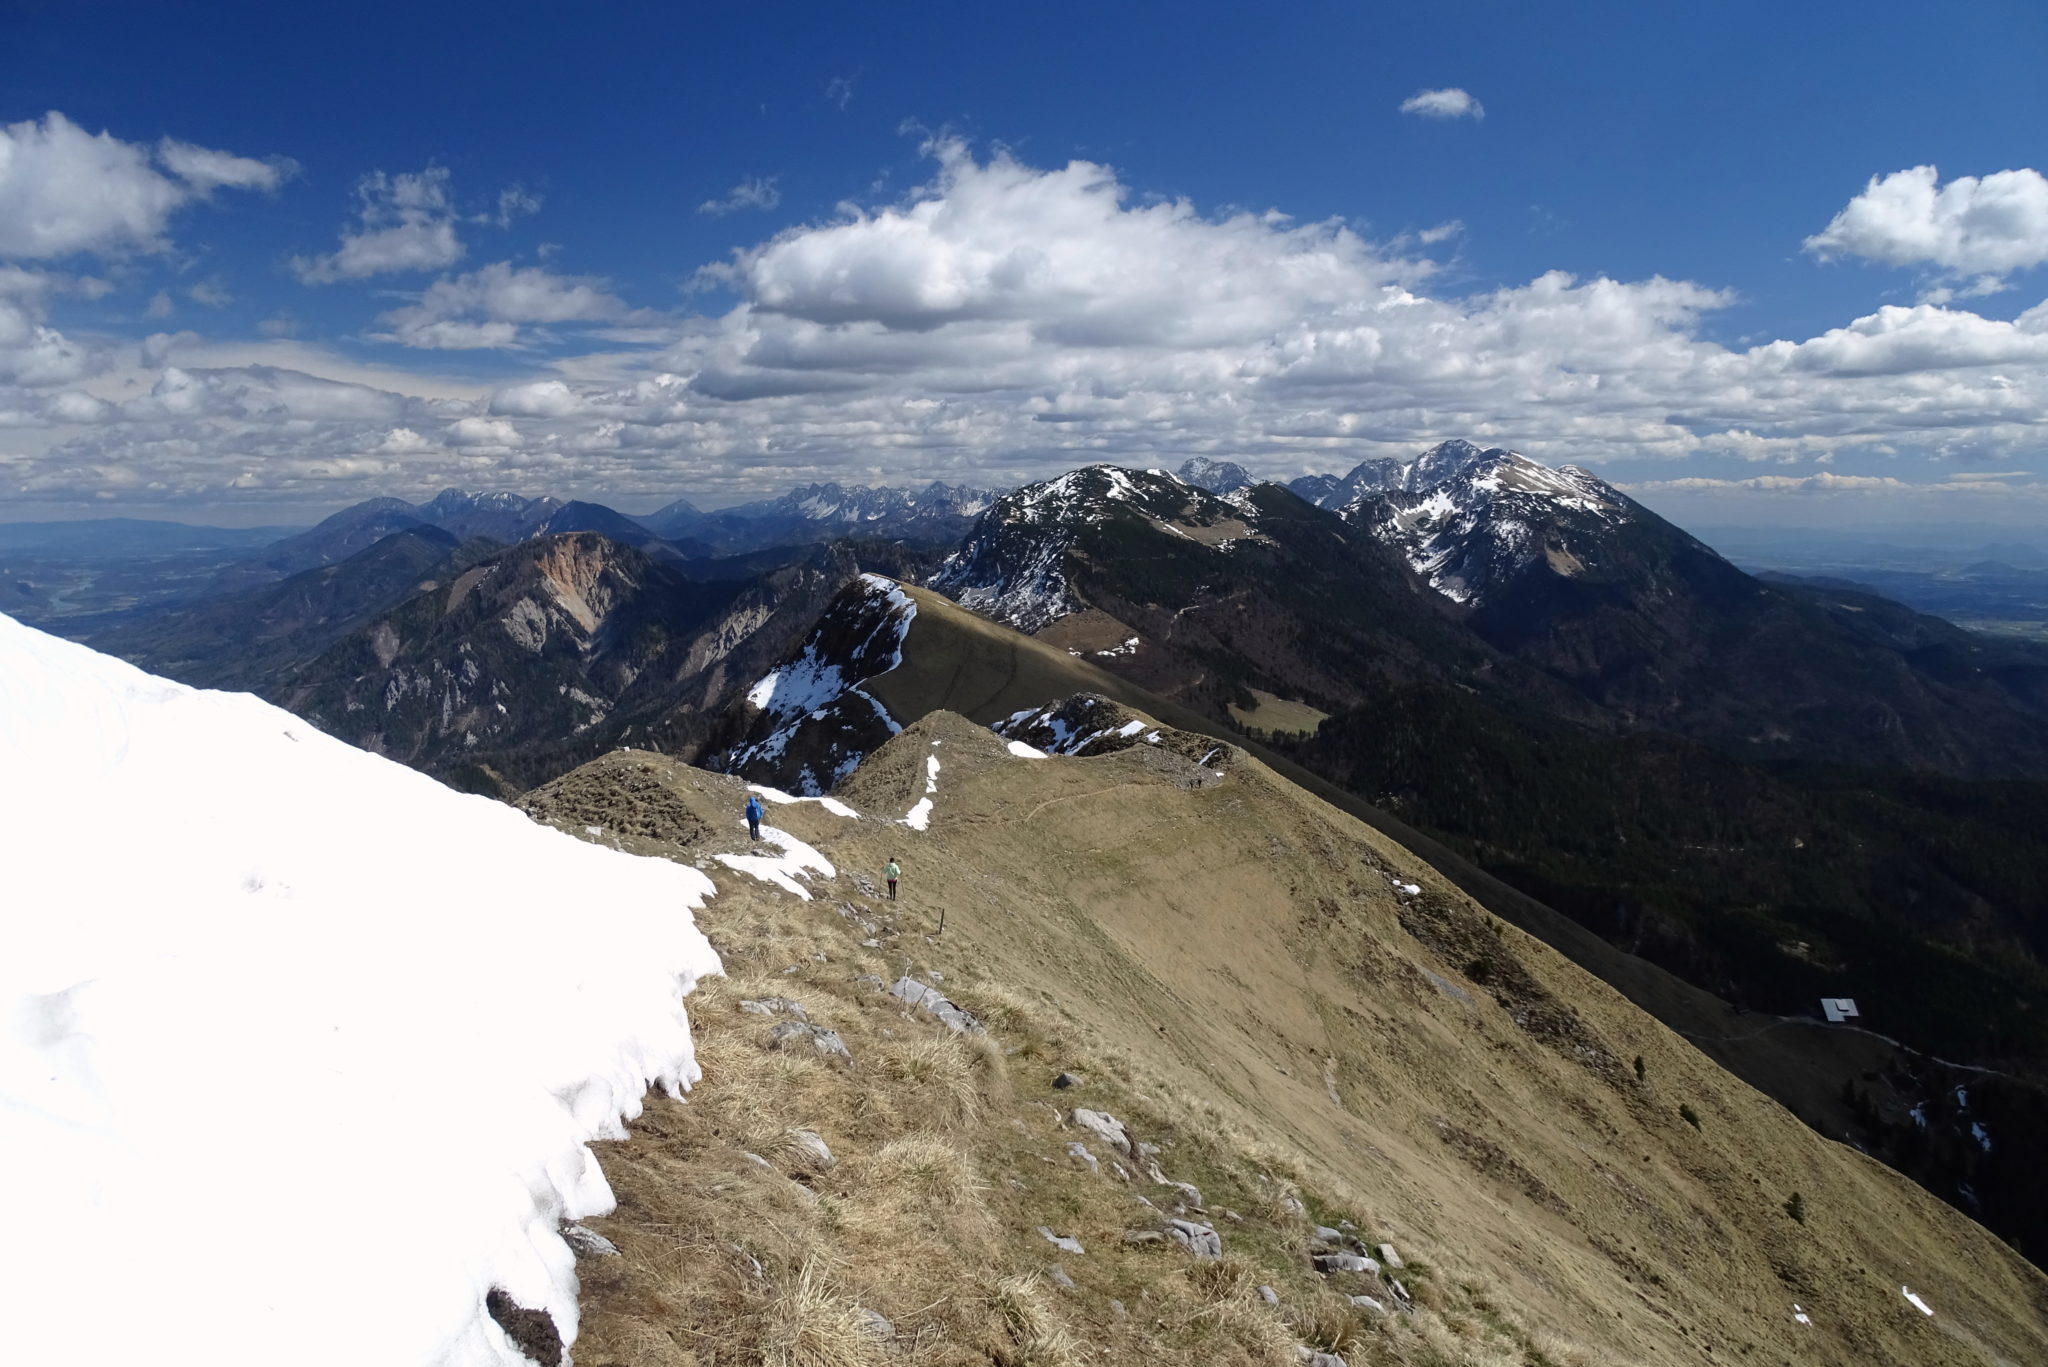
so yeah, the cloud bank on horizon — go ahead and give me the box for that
[2,112,2047,514]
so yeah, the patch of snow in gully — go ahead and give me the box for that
[901,747,942,828]
[0,613,723,1367]
[1007,740,1048,758]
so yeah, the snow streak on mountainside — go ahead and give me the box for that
[1337,441,1632,605]
[0,613,723,1367]
[724,573,917,793]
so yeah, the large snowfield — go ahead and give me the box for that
[0,614,724,1365]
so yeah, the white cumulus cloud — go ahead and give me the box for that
[292,167,466,283]
[1805,165,2048,288]
[376,262,633,350]
[0,112,287,259]
[1399,88,1484,120]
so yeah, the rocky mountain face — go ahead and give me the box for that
[714,573,920,794]
[278,532,860,794]
[1174,456,1253,494]
[928,462,1572,723]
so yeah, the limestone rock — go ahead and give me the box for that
[1052,1071,1082,1089]
[1047,1264,1077,1290]
[1313,1253,1377,1276]
[788,1129,836,1169]
[1036,1226,1085,1255]
[1311,1225,1347,1248]
[1375,1243,1403,1269]
[740,997,808,1019]
[1167,1219,1222,1259]
[1349,1295,1387,1314]
[1070,1107,1136,1157]
[768,1020,853,1062]
[890,976,982,1033]
[855,1308,894,1341]
[1121,1230,1167,1246]
[1065,1141,1100,1175]
[1258,1285,1280,1306]
[561,1223,619,1258]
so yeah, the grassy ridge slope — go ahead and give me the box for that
[859,585,1946,1156]
[527,716,2048,1365]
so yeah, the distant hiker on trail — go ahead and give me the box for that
[885,859,901,900]
[744,794,764,841]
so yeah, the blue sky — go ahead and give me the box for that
[3,0,2046,526]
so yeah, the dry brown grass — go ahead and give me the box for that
[759,1259,890,1367]
[564,721,2046,1367]
[981,1273,1083,1366]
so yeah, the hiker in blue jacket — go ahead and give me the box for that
[744,793,765,841]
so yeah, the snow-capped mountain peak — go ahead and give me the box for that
[1335,442,1632,605]
[1176,456,1254,495]
[929,464,1266,632]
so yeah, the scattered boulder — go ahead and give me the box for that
[1052,1071,1083,1089]
[1037,1226,1085,1255]
[1295,1350,1348,1367]
[855,1308,894,1341]
[1313,1253,1378,1276]
[1165,1180,1205,1210]
[1310,1225,1347,1248]
[1065,1141,1100,1175]
[788,1129,836,1169]
[1047,1264,1077,1291]
[1258,1285,1280,1306]
[1375,1243,1403,1269]
[1070,1108,1136,1158]
[768,1020,853,1062]
[740,997,808,1019]
[890,976,981,1033]
[1349,1295,1387,1314]
[1167,1219,1222,1258]
[561,1223,620,1259]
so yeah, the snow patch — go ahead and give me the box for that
[748,783,858,818]
[714,826,837,899]
[0,613,722,1367]
[1007,740,1048,758]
